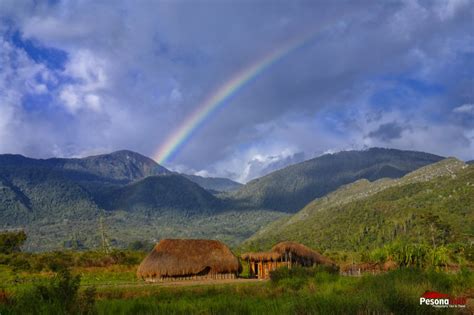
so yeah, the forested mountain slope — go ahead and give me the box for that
[227,148,444,212]
[240,159,473,253]
[0,151,282,250]
[182,174,242,192]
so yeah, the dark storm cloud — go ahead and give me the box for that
[367,122,404,142]
[0,0,472,181]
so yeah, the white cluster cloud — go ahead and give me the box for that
[0,36,57,154]
[453,104,474,115]
[59,50,107,113]
[22,16,90,43]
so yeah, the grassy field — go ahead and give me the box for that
[0,263,472,314]
[93,268,473,315]
[0,248,472,314]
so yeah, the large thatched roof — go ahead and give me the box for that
[241,241,335,266]
[137,239,241,278]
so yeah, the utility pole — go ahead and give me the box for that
[99,216,111,254]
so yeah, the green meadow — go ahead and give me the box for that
[0,253,472,315]
[1,222,473,315]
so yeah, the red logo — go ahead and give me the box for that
[420,291,466,308]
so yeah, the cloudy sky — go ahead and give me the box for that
[0,0,473,182]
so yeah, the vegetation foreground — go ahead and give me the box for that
[0,260,472,314]
[0,236,472,314]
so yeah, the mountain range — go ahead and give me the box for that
[225,148,443,212]
[240,158,473,254]
[0,147,463,251]
[0,150,277,250]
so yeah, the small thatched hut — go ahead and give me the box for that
[137,239,241,282]
[242,241,336,279]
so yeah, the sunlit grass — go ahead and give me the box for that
[1,265,472,314]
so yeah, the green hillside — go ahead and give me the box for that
[182,174,242,192]
[0,167,102,227]
[241,159,473,254]
[0,152,284,251]
[101,175,222,213]
[226,148,443,212]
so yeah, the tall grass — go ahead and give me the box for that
[91,267,471,315]
[0,267,97,315]
[1,267,472,314]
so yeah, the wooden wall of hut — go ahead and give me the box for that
[144,273,237,282]
[246,250,321,279]
[247,257,293,280]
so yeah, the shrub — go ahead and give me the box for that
[109,250,142,266]
[7,255,31,271]
[429,246,449,269]
[78,287,97,315]
[385,242,429,268]
[369,247,388,264]
[43,251,74,271]
[0,231,27,254]
[0,249,145,272]
[453,267,474,294]
[13,267,96,314]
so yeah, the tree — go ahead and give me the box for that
[421,214,452,247]
[0,230,27,254]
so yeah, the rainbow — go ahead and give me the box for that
[153,28,325,165]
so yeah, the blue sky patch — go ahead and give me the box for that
[10,31,68,70]
[21,93,53,111]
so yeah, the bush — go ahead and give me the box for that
[43,251,74,271]
[369,247,388,264]
[109,250,142,266]
[0,249,145,273]
[0,231,27,254]
[13,267,96,314]
[7,255,31,271]
[429,246,450,269]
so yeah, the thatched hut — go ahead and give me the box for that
[241,241,336,279]
[137,239,241,282]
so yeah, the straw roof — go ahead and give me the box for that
[272,241,334,266]
[241,241,335,266]
[241,251,281,261]
[137,239,241,278]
